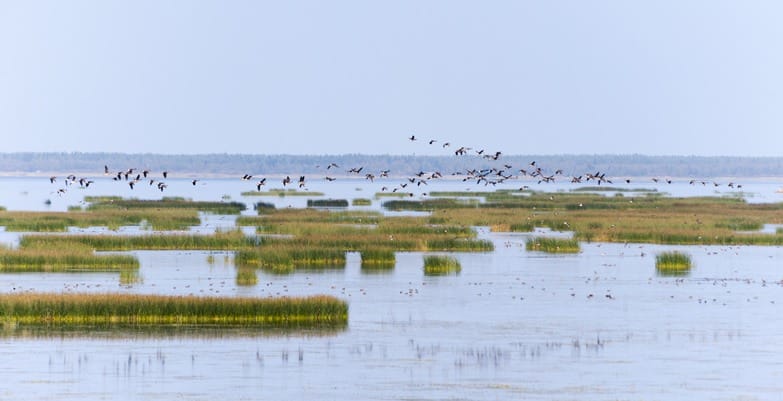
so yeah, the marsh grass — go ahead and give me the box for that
[235,267,258,286]
[19,230,256,251]
[0,293,348,328]
[655,251,692,276]
[423,255,461,276]
[241,189,324,197]
[236,247,347,274]
[360,250,396,270]
[525,237,581,253]
[352,198,372,206]
[307,199,349,208]
[0,245,139,272]
[87,197,246,214]
[0,209,200,231]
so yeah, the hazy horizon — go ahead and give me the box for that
[2,1,782,157]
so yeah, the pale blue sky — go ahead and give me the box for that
[1,1,782,156]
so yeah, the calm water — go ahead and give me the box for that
[1,177,783,400]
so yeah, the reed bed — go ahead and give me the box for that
[360,250,396,270]
[0,209,200,231]
[87,197,246,214]
[0,293,348,328]
[0,245,139,272]
[655,251,692,276]
[19,230,256,251]
[307,199,349,208]
[236,247,347,274]
[254,202,276,212]
[525,237,581,253]
[382,198,479,211]
[423,255,461,276]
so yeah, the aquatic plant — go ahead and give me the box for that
[655,251,692,275]
[360,250,396,270]
[351,198,372,206]
[307,199,349,208]
[0,293,348,328]
[525,237,581,253]
[423,255,461,276]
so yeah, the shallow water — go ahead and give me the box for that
[0,177,782,400]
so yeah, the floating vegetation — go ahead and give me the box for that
[655,251,692,276]
[0,293,348,329]
[360,250,396,271]
[352,198,372,206]
[525,237,581,254]
[307,199,349,208]
[423,255,461,276]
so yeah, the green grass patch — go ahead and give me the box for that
[19,230,256,251]
[655,251,692,276]
[242,189,324,197]
[423,255,461,276]
[525,237,581,253]
[0,244,139,272]
[360,250,396,271]
[86,197,246,215]
[0,293,348,329]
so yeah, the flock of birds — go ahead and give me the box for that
[47,135,745,197]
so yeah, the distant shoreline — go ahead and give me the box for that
[1,153,782,179]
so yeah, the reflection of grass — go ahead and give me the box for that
[655,251,692,275]
[525,237,580,253]
[423,255,461,276]
[0,293,348,328]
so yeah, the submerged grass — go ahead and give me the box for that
[423,255,461,276]
[0,293,348,328]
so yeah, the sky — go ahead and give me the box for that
[1,1,782,156]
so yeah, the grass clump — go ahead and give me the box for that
[525,237,581,253]
[655,251,692,276]
[352,198,372,206]
[87,197,246,215]
[360,250,396,271]
[19,230,256,251]
[242,189,324,197]
[423,255,461,276]
[0,293,348,328]
[235,267,258,286]
[0,244,139,272]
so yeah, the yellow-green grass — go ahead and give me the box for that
[360,250,396,270]
[86,197,246,215]
[525,237,581,253]
[0,244,138,272]
[241,189,325,197]
[655,251,692,276]
[236,267,258,286]
[19,230,256,251]
[0,209,200,232]
[423,255,461,276]
[427,193,783,246]
[0,293,348,328]
[351,198,372,206]
[235,247,347,274]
